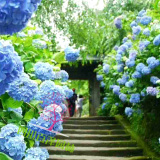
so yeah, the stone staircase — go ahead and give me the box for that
[42,116,151,160]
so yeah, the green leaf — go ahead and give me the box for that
[30,100,42,107]
[25,62,34,72]
[10,111,23,122]
[24,108,35,122]
[0,152,14,160]
[5,97,23,109]
[0,93,10,110]
[52,51,65,63]
[0,122,6,128]
[26,139,35,148]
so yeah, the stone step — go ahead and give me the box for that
[44,146,143,157]
[62,129,126,135]
[63,120,118,125]
[63,124,123,130]
[41,140,137,147]
[49,155,151,160]
[56,134,130,141]
[68,117,115,120]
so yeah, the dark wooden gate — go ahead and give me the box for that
[61,62,100,116]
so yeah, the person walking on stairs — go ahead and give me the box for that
[68,88,77,117]
[77,95,85,118]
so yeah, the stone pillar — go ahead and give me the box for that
[89,74,100,116]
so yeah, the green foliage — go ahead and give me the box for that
[0,152,13,160]
[33,0,154,62]
[24,108,35,122]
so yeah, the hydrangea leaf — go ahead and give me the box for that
[30,100,42,107]
[0,93,10,110]
[24,108,35,122]
[5,97,23,109]
[25,62,34,72]
[0,152,13,160]
[10,111,23,122]
[53,51,65,63]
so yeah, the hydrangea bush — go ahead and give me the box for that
[0,0,42,35]
[0,26,74,159]
[97,9,160,154]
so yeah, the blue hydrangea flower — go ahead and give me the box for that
[103,64,110,74]
[1,136,26,160]
[96,75,103,81]
[130,21,137,28]
[62,86,73,99]
[0,0,42,35]
[153,35,160,46]
[114,45,119,51]
[125,80,134,88]
[113,85,120,95]
[101,81,106,88]
[117,74,129,85]
[35,80,65,108]
[24,147,49,160]
[8,73,38,103]
[147,87,159,96]
[102,103,106,110]
[147,57,156,64]
[132,26,141,35]
[32,39,47,49]
[130,93,140,103]
[150,76,159,85]
[126,60,135,68]
[119,93,127,102]
[59,70,69,82]
[116,54,122,63]
[132,71,142,79]
[0,124,21,138]
[117,78,124,85]
[118,45,128,52]
[114,17,122,29]
[138,10,146,17]
[148,59,160,69]
[8,107,22,115]
[141,91,146,97]
[103,97,107,101]
[117,49,124,55]
[28,105,63,139]
[64,46,80,62]
[143,28,150,36]
[132,35,137,40]
[60,103,67,113]
[139,40,150,51]
[122,37,128,43]
[117,64,124,72]
[109,85,115,90]
[140,16,152,25]
[34,62,55,81]
[0,40,24,96]
[115,103,119,106]
[124,41,132,48]
[136,17,141,23]
[141,67,151,75]
[129,50,137,61]
[0,124,26,160]
[136,63,145,73]
[125,107,133,117]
